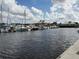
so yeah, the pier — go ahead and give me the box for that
[57,39,79,59]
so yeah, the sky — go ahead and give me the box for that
[16,0,52,12]
[0,0,79,23]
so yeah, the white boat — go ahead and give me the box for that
[0,28,8,33]
[28,29,31,31]
[15,25,27,32]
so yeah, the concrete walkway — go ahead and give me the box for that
[57,40,79,59]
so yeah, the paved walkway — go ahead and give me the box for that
[57,40,79,59]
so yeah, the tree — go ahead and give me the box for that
[74,22,78,25]
[53,22,57,25]
[68,21,72,24]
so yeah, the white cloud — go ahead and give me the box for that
[0,0,41,23]
[1,0,79,23]
[0,0,47,23]
[31,7,43,15]
[50,0,79,22]
[31,7,44,21]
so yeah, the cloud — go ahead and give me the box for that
[1,0,79,23]
[31,7,43,15]
[0,0,25,23]
[50,0,79,22]
[1,0,25,14]
[31,7,44,21]
[0,0,42,23]
[52,0,65,4]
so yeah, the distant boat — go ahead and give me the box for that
[0,28,8,33]
[16,29,27,32]
[28,28,31,31]
[0,24,10,33]
[15,25,27,32]
[0,1,12,33]
[50,25,58,29]
[27,25,39,31]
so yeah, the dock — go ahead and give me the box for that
[57,39,79,59]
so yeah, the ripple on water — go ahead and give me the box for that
[0,28,79,59]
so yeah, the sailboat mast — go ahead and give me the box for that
[24,9,26,24]
[1,0,3,23]
[7,7,9,25]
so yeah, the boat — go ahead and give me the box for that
[16,28,27,32]
[0,28,8,33]
[8,27,16,32]
[15,25,27,32]
[28,28,31,31]
[27,25,39,31]
[0,24,10,33]
[50,25,59,29]
[31,27,39,31]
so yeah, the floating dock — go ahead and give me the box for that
[57,40,79,59]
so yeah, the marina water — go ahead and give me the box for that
[0,28,79,59]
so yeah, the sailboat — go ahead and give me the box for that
[16,9,28,32]
[0,0,15,33]
[0,0,6,33]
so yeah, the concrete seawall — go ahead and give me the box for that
[57,40,79,59]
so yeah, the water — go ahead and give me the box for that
[0,28,79,59]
